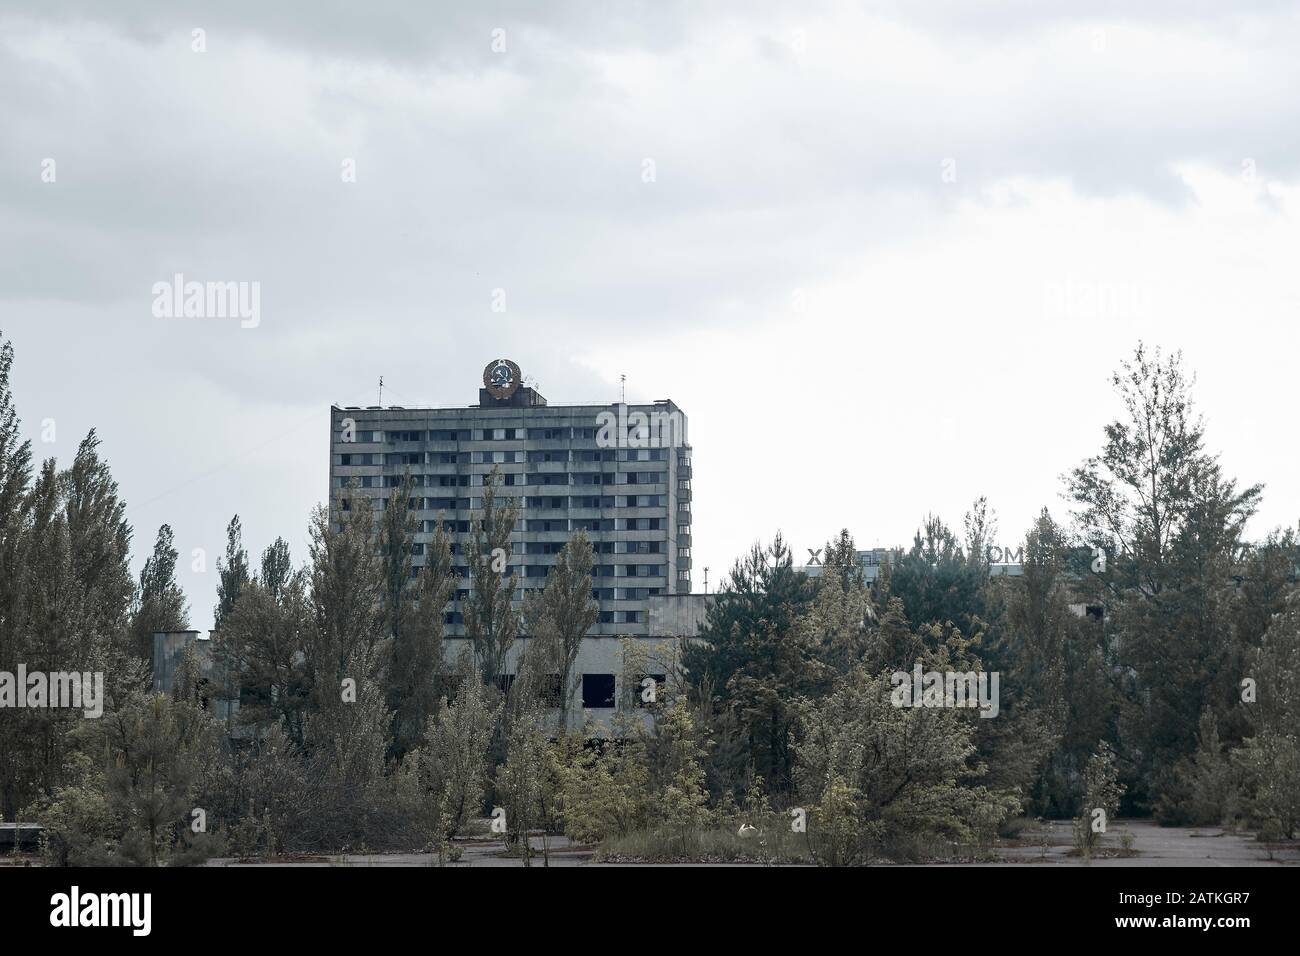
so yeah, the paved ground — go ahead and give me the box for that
[205,834,596,867]
[989,819,1300,867]
[201,820,1300,867]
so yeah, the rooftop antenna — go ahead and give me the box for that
[704,566,709,594]
[378,376,384,407]
[620,374,626,404]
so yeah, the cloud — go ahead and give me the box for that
[1,1,1297,625]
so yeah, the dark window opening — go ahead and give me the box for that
[582,673,616,709]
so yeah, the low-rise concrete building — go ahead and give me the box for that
[152,594,714,735]
[151,630,238,722]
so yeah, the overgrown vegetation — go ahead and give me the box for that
[1,330,1297,865]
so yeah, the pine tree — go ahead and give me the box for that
[803,529,872,673]
[888,509,988,637]
[989,509,1109,814]
[1066,344,1262,810]
[1236,591,1300,838]
[101,692,204,865]
[682,535,816,796]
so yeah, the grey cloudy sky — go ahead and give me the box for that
[2,1,1298,629]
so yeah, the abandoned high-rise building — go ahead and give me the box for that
[328,359,694,641]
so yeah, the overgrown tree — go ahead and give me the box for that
[522,529,598,731]
[1066,343,1262,809]
[130,524,190,661]
[463,469,520,685]
[683,534,816,797]
[419,671,500,839]
[214,515,250,630]
[383,476,456,761]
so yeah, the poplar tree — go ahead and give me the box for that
[214,514,249,630]
[382,475,456,760]
[464,469,519,685]
[130,524,190,661]
[522,529,597,730]
[305,493,383,709]
[216,559,312,744]
[0,336,34,817]
[61,431,137,675]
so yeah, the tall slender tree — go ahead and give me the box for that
[214,515,250,630]
[129,524,191,662]
[522,529,598,731]
[1066,344,1262,808]
[464,469,520,685]
[382,475,456,760]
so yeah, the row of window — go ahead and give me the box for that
[598,610,644,624]
[548,517,665,531]
[340,474,674,505]
[413,540,665,558]
[525,494,666,510]
[511,449,669,463]
[520,540,664,555]
[411,517,677,535]
[340,425,653,444]
[472,673,667,710]
[523,564,665,579]
[444,586,661,602]
[592,587,661,601]
[335,457,665,476]
[340,495,671,526]
[339,450,668,465]
[419,563,669,582]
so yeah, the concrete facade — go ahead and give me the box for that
[155,362,708,735]
[328,370,693,638]
[152,596,713,735]
[151,630,238,722]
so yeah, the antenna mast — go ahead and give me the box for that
[378,376,384,407]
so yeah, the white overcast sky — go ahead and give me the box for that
[2,1,1298,629]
